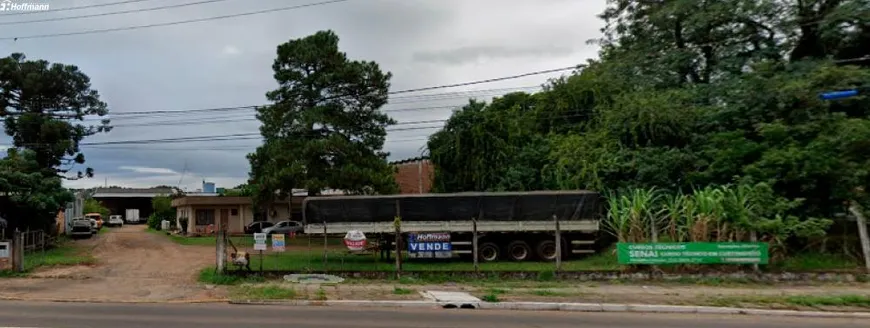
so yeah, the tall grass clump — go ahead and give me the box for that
[602,182,833,259]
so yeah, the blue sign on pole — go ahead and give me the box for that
[407,232,452,259]
[820,89,859,100]
[820,86,867,100]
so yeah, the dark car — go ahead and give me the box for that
[244,221,274,234]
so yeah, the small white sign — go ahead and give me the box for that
[343,230,367,252]
[253,233,267,251]
[0,242,9,258]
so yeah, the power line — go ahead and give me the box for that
[87,113,589,146]
[113,116,449,128]
[107,106,460,126]
[99,80,551,117]
[83,137,432,151]
[79,125,445,146]
[0,0,158,16]
[0,0,353,40]
[3,112,591,149]
[0,0,233,26]
[390,66,578,95]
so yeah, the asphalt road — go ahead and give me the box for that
[0,301,865,328]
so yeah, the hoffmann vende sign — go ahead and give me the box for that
[0,0,50,11]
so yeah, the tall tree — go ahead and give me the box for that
[0,53,111,179]
[429,0,870,224]
[249,30,397,203]
[0,149,72,234]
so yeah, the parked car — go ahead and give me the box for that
[107,215,124,227]
[70,218,93,238]
[85,213,103,230]
[244,221,274,234]
[261,220,303,236]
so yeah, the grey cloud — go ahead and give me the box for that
[1,0,606,190]
[413,45,578,65]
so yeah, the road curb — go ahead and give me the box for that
[0,296,229,304]
[230,299,440,308]
[230,299,870,318]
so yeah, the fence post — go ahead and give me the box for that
[750,231,760,272]
[394,217,403,278]
[394,200,403,278]
[472,217,479,273]
[848,201,870,272]
[12,230,23,273]
[216,230,226,273]
[322,220,328,272]
[554,215,562,272]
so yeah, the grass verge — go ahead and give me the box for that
[393,287,413,295]
[229,249,618,272]
[705,294,870,309]
[24,246,97,270]
[197,268,265,285]
[1,240,97,276]
[231,285,298,300]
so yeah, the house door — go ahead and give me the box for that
[219,209,229,232]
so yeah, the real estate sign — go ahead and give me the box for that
[253,233,267,251]
[272,234,285,252]
[407,232,452,259]
[616,242,769,265]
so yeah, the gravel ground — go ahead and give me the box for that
[0,225,226,302]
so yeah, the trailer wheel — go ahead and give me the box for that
[536,240,559,261]
[478,242,500,262]
[506,240,532,261]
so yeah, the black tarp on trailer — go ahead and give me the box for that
[302,190,601,224]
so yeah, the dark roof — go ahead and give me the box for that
[93,187,175,194]
[390,156,430,165]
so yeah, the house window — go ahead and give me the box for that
[231,209,239,216]
[195,209,215,225]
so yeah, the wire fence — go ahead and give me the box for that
[218,217,609,275]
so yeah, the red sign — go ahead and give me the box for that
[344,239,367,250]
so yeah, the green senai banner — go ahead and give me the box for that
[616,242,769,265]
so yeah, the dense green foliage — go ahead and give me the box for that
[0,149,72,233]
[429,0,870,227]
[148,195,174,230]
[221,184,253,197]
[0,53,109,234]
[83,198,109,218]
[249,30,398,208]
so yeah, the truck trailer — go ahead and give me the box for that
[125,208,141,224]
[302,190,602,262]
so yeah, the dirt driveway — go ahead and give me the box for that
[0,225,225,302]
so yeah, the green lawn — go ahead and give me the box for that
[706,294,870,309]
[232,249,619,272]
[164,229,864,275]
[773,252,863,272]
[153,230,344,248]
[23,245,97,271]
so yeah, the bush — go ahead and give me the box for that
[147,213,162,231]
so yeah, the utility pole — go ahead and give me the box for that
[820,88,870,271]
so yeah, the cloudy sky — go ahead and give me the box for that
[0,0,605,191]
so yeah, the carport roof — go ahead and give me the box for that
[171,196,292,207]
[93,187,175,198]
